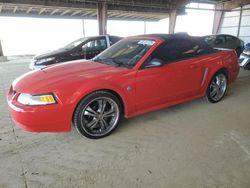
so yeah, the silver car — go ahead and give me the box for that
[239,46,250,70]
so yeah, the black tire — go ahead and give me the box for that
[73,91,122,139]
[206,72,228,103]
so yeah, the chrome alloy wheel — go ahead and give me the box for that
[80,97,120,137]
[209,73,227,102]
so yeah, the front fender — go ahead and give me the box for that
[68,79,136,119]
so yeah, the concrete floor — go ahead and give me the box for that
[0,58,250,188]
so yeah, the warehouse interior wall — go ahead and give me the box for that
[219,5,250,43]
[0,3,214,56]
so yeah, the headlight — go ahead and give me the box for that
[17,93,57,105]
[243,50,250,56]
[35,57,55,65]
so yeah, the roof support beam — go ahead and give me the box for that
[212,4,223,34]
[60,9,71,16]
[0,0,189,21]
[13,6,17,13]
[114,12,131,18]
[169,9,177,34]
[26,7,32,14]
[38,8,46,15]
[0,5,2,13]
[71,10,82,16]
[1,0,96,10]
[237,6,243,37]
[0,40,3,56]
[50,9,59,15]
[89,11,97,17]
[81,11,92,17]
[108,12,120,17]
[82,19,85,37]
[97,2,107,35]
[220,0,250,10]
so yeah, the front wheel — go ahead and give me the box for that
[206,72,228,103]
[73,91,122,139]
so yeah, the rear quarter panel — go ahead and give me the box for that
[201,49,239,95]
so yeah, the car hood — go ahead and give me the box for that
[34,48,70,60]
[13,60,130,93]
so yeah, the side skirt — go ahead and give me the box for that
[125,94,205,118]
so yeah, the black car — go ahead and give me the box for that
[203,34,244,57]
[29,35,122,70]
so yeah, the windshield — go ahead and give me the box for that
[93,39,156,68]
[64,38,87,49]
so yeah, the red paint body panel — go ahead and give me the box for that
[7,37,240,132]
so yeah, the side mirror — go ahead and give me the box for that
[144,58,163,68]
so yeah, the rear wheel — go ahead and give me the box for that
[206,72,228,103]
[73,91,122,139]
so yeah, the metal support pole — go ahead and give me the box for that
[97,2,107,35]
[212,4,223,34]
[237,6,243,37]
[144,21,146,34]
[169,9,177,34]
[0,40,3,56]
[82,19,85,37]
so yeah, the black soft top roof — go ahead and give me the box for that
[137,33,214,52]
[137,33,200,41]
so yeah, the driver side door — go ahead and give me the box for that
[135,39,206,112]
[136,65,166,111]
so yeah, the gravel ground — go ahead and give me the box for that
[0,59,250,188]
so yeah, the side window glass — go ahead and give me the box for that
[204,36,215,45]
[226,36,234,42]
[82,40,94,52]
[149,38,209,65]
[181,44,206,58]
[150,42,180,64]
[98,38,107,50]
[214,36,225,45]
[81,38,107,52]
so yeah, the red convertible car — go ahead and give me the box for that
[7,34,239,139]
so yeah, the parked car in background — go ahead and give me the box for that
[239,42,250,70]
[203,34,244,57]
[8,34,239,139]
[29,35,122,70]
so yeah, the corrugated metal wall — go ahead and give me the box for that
[219,5,250,43]
[240,5,250,43]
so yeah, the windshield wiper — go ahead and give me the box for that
[93,58,132,68]
[92,58,120,67]
[112,58,131,68]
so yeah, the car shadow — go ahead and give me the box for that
[116,73,250,134]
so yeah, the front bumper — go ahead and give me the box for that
[7,88,72,132]
[239,54,250,69]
